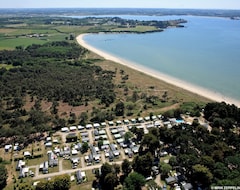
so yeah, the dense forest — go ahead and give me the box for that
[0,41,116,140]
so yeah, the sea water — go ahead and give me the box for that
[83,15,240,101]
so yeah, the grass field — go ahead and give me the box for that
[111,25,159,32]
[0,64,15,69]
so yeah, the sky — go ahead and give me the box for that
[0,0,240,10]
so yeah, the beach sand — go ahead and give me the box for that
[76,34,240,107]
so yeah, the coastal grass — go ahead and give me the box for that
[89,51,211,115]
[111,25,159,32]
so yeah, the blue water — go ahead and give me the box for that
[82,15,240,101]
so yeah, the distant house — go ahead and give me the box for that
[45,142,52,147]
[19,167,29,178]
[111,129,118,134]
[165,176,177,185]
[86,124,93,129]
[108,121,114,126]
[144,116,150,121]
[61,127,69,132]
[109,144,120,157]
[71,157,80,165]
[154,121,161,127]
[72,149,78,155]
[93,129,99,137]
[114,134,121,139]
[116,120,122,125]
[90,145,101,163]
[151,115,157,121]
[48,152,58,167]
[131,118,136,124]
[108,151,114,162]
[182,183,193,190]
[60,146,71,157]
[101,122,107,127]
[81,132,89,138]
[76,170,86,184]
[138,117,144,123]
[70,126,77,131]
[117,127,125,133]
[131,146,140,154]
[77,125,85,130]
[23,151,31,157]
[93,123,100,128]
[75,143,82,151]
[16,160,25,171]
[99,129,106,135]
[123,119,129,124]
[53,139,59,144]
[42,161,49,174]
[46,137,51,142]
[66,133,78,143]
[5,144,12,152]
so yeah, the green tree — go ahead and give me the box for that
[53,174,71,190]
[132,91,139,102]
[79,112,88,126]
[200,156,215,170]
[123,172,146,190]
[122,159,132,176]
[160,162,172,178]
[169,156,178,168]
[113,164,121,175]
[132,152,153,177]
[0,164,7,190]
[141,133,159,154]
[115,102,125,116]
[104,173,118,190]
[99,162,112,182]
[124,131,133,144]
[213,162,230,180]
[81,142,89,154]
[191,164,213,187]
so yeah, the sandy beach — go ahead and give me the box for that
[76,34,240,107]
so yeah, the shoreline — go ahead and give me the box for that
[76,34,240,107]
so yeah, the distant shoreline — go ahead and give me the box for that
[76,34,240,107]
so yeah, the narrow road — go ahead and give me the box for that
[58,159,63,172]
[101,152,106,163]
[105,127,113,143]
[80,157,85,168]
[88,130,94,144]
[33,160,125,180]
[155,174,163,187]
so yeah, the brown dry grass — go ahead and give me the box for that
[0,28,16,33]
[22,49,211,122]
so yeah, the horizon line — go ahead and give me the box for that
[0,7,240,11]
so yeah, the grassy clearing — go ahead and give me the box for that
[0,37,47,50]
[62,159,72,170]
[0,64,15,70]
